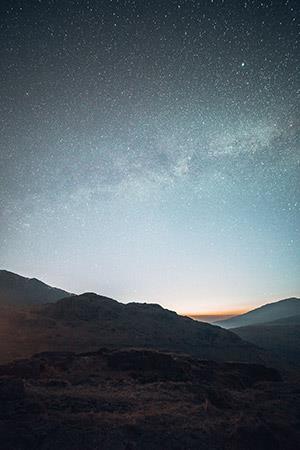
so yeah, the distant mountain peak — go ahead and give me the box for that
[215,297,300,329]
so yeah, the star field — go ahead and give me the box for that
[0,0,299,313]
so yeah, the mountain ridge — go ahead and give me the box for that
[0,290,264,365]
[0,269,72,306]
[215,297,300,329]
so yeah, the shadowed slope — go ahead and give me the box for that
[0,293,263,364]
[234,315,300,368]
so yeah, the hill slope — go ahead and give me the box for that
[0,270,72,306]
[215,297,300,329]
[234,315,300,368]
[0,293,263,364]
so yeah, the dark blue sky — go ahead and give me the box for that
[0,0,299,313]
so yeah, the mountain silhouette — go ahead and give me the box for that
[0,271,298,449]
[0,270,72,306]
[215,297,300,329]
[0,291,263,364]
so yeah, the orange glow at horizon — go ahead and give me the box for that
[182,308,249,322]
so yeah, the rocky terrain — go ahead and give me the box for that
[1,348,299,450]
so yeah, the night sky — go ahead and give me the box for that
[0,0,299,314]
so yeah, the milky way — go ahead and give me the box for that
[0,0,299,312]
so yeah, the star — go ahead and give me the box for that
[0,0,298,312]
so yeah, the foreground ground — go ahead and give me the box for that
[0,348,299,450]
